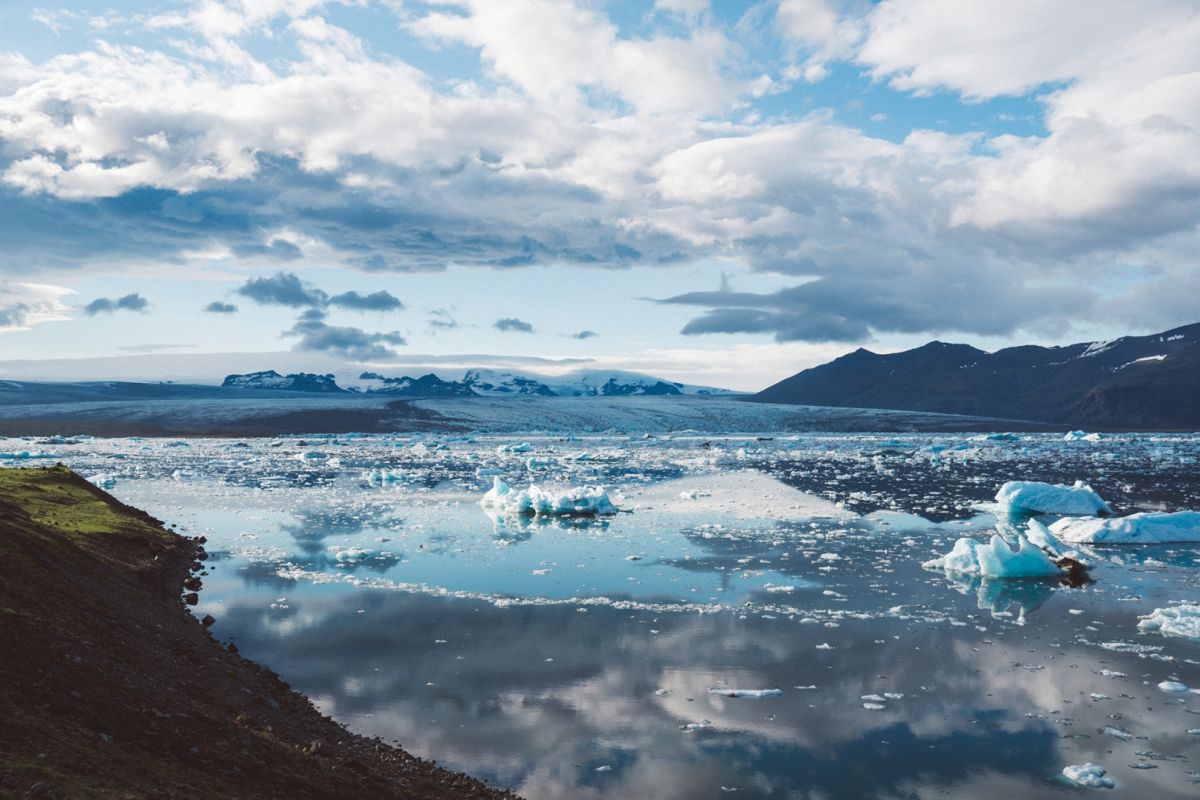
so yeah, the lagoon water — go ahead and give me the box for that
[7,432,1200,798]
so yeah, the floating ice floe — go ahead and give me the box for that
[481,477,617,517]
[1050,511,1200,544]
[0,450,56,460]
[363,468,405,485]
[707,688,782,698]
[332,546,374,563]
[1138,604,1200,640]
[1063,430,1104,443]
[1157,679,1194,693]
[86,472,118,490]
[995,480,1111,516]
[923,529,1062,579]
[1062,763,1115,788]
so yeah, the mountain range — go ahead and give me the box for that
[222,368,735,398]
[754,322,1200,429]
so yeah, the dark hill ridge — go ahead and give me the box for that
[0,466,515,799]
[754,322,1200,429]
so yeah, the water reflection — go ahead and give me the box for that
[939,573,1057,618]
[211,587,1200,799]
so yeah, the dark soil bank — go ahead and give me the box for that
[0,466,516,800]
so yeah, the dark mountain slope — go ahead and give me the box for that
[755,323,1200,429]
[0,467,514,799]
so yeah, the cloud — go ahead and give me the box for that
[494,317,535,333]
[328,290,404,312]
[237,274,403,313]
[237,272,327,308]
[205,301,239,313]
[0,282,75,332]
[569,330,599,339]
[83,293,149,316]
[0,0,1196,348]
[658,269,1091,343]
[116,344,197,353]
[231,238,304,261]
[428,308,459,331]
[285,309,407,360]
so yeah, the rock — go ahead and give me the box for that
[183,592,199,606]
[201,614,216,627]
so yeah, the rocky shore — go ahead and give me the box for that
[0,466,516,799]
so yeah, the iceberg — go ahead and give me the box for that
[1062,763,1114,788]
[86,472,118,490]
[1050,511,1200,544]
[995,480,1111,516]
[332,546,374,563]
[363,468,405,485]
[923,531,1062,578]
[1023,519,1074,560]
[481,477,617,517]
[1138,605,1200,640]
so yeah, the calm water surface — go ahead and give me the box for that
[6,432,1200,798]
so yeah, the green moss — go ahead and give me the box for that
[0,466,169,542]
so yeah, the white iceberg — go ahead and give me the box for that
[995,480,1111,516]
[332,546,374,563]
[363,468,405,485]
[1138,605,1200,640]
[924,531,1062,578]
[1062,763,1114,788]
[1063,430,1104,442]
[86,472,118,490]
[1050,511,1200,544]
[481,477,617,517]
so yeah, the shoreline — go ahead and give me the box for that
[0,466,517,799]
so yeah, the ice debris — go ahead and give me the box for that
[363,468,405,485]
[481,477,617,517]
[707,688,782,698]
[923,529,1062,579]
[1138,604,1200,640]
[995,480,1111,516]
[1062,763,1115,788]
[1063,430,1104,443]
[1157,679,1193,694]
[1050,511,1200,544]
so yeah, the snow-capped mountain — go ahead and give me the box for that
[463,368,732,397]
[356,372,476,397]
[221,367,736,398]
[347,368,735,397]
[755,322,1200,428]
[221,371,345,393]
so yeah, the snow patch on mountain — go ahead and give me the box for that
[221,371,345,393]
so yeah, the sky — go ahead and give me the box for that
[0,0,1197,390]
